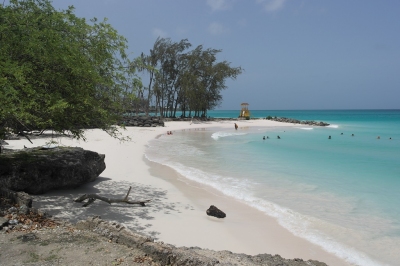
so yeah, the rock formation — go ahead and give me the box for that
[206,205,226,218]
[0,147,105,194]
[75,216,327,266]
[267,117,330,126]
[119,116,164,127]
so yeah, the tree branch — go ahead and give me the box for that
[74,186,151,207]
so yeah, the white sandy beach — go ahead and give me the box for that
[5,119,349,265]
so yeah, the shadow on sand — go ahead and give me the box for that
[33,176,192,239]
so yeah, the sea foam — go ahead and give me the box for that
[211,131,247,140]
[326,124,339,128]
[145,154,382,266]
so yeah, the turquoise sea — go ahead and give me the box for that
[145,110,400,266]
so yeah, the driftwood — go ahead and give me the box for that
[74,186,151,207]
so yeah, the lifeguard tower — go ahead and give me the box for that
[239,103,251,118]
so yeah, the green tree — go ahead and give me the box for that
[151,38,191,117]
[180,45,242,117]
[139,38,241,118]
[0,0,136,141]
[132,52,158,116]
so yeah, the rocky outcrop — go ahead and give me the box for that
[0,188,32,207]
[267,117,330,126]
[0,147,105,194]
[76,216,327,266]
[0,214,329,266]
[206,205,226,218]
[119,116,164,127]
[119,116,240,127]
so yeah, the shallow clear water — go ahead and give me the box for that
[146,110,400,266]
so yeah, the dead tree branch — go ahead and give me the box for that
[74,186,151,207]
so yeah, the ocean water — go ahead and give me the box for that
[145,110,400,266]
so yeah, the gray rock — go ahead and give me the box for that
[0,189,33,208]
[8,219,19,225]
[14,224,23,230]
[268,116,330,126]
[0,217,8,229]
[206,205,226,218]
[118,116,165,127]
[0,147,105,194]
[19,205,29,215]
[76,216,328,266]
[16,191,33,207]
[18,232,38,242]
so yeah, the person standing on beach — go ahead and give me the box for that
[234,123,238,130]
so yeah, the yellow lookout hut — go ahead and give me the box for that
[239,103,251,118]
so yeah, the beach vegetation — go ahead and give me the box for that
[0,0,140,140]
[136,38,242,118]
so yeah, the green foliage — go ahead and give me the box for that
[137,38,242,118]
[0,0,138,140]
[266,116,273,120]
[245,116,250,120]
[180,44,242,117]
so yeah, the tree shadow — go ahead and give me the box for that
[33,178,188,239]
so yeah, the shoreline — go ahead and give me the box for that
[145,158,349,265]
[3,120,349,265]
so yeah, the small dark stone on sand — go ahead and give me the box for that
[206,205,226,218]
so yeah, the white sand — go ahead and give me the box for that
[5,119,349,265]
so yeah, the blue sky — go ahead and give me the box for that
[49,1,400,109]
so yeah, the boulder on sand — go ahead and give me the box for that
[0,147,105,194]
[206,205,226,218]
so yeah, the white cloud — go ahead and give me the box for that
[207,0,231,12]
[257,0,286,12]
[208,22,225,35]
[152,28,168,38]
